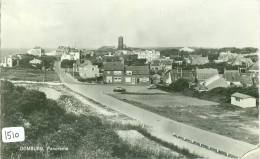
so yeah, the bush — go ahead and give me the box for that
[170,78,190,92]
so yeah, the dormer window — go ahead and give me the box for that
[126,71,132,75]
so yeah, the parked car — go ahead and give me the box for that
[148,84,157,89]
[113,87,126,93]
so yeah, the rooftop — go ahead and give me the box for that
[196,68,218,74]
[224,70,241,82]
[231,92,255,99]
[126,65,150,75]
[103,62,124,71]
[248,62,258,71]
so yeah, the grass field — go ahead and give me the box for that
[0,67,60,82]
[109,92,259,145]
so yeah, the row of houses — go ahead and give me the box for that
[74,60,150,85]
[163,63,258,91]
[103,62,150,85]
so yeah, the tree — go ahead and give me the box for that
[60,59,75,68]
[170,78,189,92]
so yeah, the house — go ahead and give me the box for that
[56,46,70,56]
[115,50,131,56]
[60,48,80,61]
[171,56,184,66]
[124,65,150,85]
[230,55,253,67]
[248,62,259,74]
[223,70,242,86]
[78,60,100,79]
[218,51,237,62]
[133,50,160,62]
[81,49,94,58]
[190,55,209,65]
[0,56,18,67]
[68,48,80,61]
[247,62,259,87]
[240,74,254,87]
[195,74,229,92]
[231,92,256,108]
[103,62,124,84]
[163,68,195,85]
[29,58,42,67]
[122,54,139,65]
[151,74,161,84]
[195,68,219,82]
[61,54,74,61]
[27,47,44,57]
[45,51,58,56]
[179,47,194,53]
[150,58,173,72]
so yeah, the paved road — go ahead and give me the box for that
[55,63,256,159]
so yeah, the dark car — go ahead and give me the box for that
[147,84,157,89]
[113,87,126,93]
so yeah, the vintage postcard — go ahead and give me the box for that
[0,0,259,159]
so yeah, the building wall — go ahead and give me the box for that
[103,71,124,83]
[0,57,16,67]
[231,97,256,108]
[7,57,14,67]
[124,75,150,85]
[61,54,73,61]
[197,72,218,81]
[79,65,99,79]
[118,36,124,50]
[134,50,160,62]
[28,48,44,57]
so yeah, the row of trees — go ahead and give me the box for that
[17,54,57,70]
[160,47,258,58]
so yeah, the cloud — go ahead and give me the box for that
[1,0,259,48]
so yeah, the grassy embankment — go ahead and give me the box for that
[0,67,60,82]
[1,80,199,159]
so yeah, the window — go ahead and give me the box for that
[114,71,122,75]
[107,71,111,74]
[125,77,131,83]
[126,71,132,75]
[139,77,149,82]
[114,77,122,82]
[235,97,241,102]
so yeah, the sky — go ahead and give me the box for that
[1,0,260,49]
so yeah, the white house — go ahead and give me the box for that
[78,60,100,79]
[231,92,256,108]
[133,50,160,62]
[29,58,42,65]
[0,56,17,67]
[179,47,194,53]
[27,47,44,57]
[69,50,80,60]
[60,49,80,61]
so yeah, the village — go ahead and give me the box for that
[0,37,259,159]
[1,36,258,109]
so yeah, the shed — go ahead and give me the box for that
[231,92,256,108]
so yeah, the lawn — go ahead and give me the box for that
[0,67,60,82]
[109,92,259,145]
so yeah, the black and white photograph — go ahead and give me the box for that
[0,0,259,158]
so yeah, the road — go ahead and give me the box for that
[55,63,256,159]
